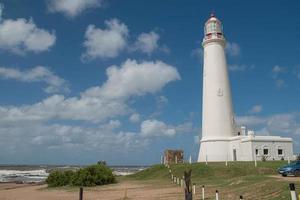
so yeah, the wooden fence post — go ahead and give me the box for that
[184,170,192,200]
[215,190,219,200]
[79,187,83,200]
[192,183,196,195]
[290,183,298,200]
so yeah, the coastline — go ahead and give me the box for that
[0,165,148,183]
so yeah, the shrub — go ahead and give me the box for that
[46,164,115,187]
[46,170,74,187]
[297,154,300,161]
[261,156,267,162]
[97,160,107,166]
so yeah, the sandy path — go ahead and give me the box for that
[269,175,300,182]
[0,181,184,200]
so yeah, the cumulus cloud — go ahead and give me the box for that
[129,113,140,123]
[141,119,176,137]
[133,31,161,55]
[84,59,180,99]
[0,122,147,160]
[236,113,300,138]
[140,119,194,138]
[249,105,263,114]
[0,59,181,161]
[0,6,55,54]
[47,0,102,18]
[0,66,69,93]
[82,20,169,61]
[82,19,129,60]
[0,59,180,124]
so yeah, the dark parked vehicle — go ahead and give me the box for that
[278,161,300,177]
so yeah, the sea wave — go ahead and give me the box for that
[0,165,148,183]
[0,169,48,183]
[112,166,147,176]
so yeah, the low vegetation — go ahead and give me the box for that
[46,164,115,187]
[129,161,300,200]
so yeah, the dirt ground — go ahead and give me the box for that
[0,181,184,200]
[269,174,300,182]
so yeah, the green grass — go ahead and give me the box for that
[128,161,300,200]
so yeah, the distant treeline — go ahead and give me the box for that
[46,164,115,187]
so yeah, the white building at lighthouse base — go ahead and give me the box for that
[199,128,294,162]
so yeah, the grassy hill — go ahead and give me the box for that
[129,161,300,200]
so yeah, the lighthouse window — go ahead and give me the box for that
[211,22,217,31]
[278,149,283,155]
[263,148,269,155]
[255,149,259,155]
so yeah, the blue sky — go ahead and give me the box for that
[0,0,299,165]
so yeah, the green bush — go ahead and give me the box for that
[46,170,75,187]
[46,164,115,187]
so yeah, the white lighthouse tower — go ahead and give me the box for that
[198,14,235,162]
[197,14,294,162]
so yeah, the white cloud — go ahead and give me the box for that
[0,7,56,54]
[140,119,194,138]
[0,59,180,124]
[0,57,181,162]
[249,105,263,114]
[236,115,267,126]
[271,65,287,88]
[82,19,129,60]
[0,94,129,124]
[236,113,300,137]
[129,113,140,123]
[228,64,255,72]
[141,119,176,137]
[133,31,160,55]
[226,42,240,56]
[0,121,147,158]
[84,59,180,99]
[47,0,102,18]
[272,65,287,75]
[0,66,69,94]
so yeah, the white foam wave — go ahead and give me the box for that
[0,169,48,183]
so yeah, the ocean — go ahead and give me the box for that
[0,165,148,183]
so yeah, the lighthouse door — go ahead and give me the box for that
[233,149,237,161]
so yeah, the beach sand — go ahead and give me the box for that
[0,181,184,200]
